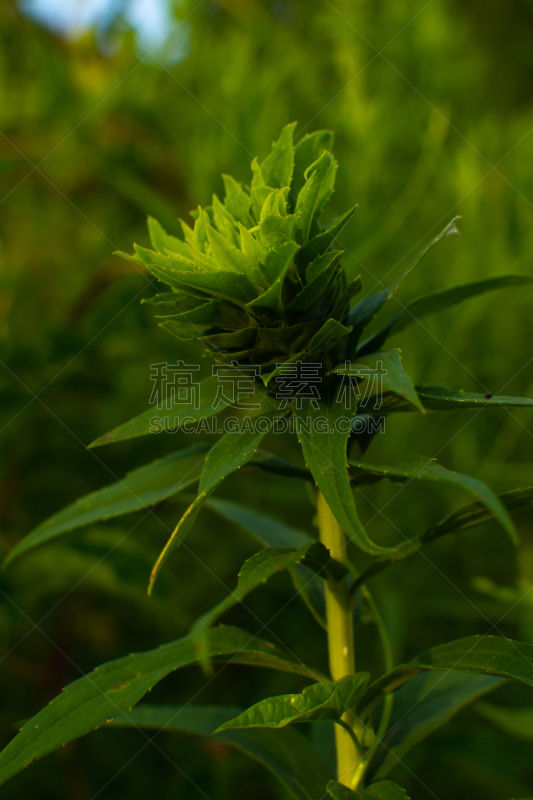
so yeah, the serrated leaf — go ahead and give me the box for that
[222,175,254,227]
[4,446,210,566]
[192,542,345,668]
[382,385,533,412]
[285,251,343,315]
[158,298,253,340]
[147,216,186,255]
[295,151,334,244]
[291,131,334,211]
[261,122,297,190]
[212,193,240,246]
[249,241,299,314]
[148,426,268,593]
[348,454,517,545]
[205,224,255,275]
[360,635,533,716]
[293,387,393,556]
[217,674,369,732]
[110,703,330,800]
[371,671,503,779]
[142,291,205,312]
[334,350,423,412]
[358,274,533,354]
[89,375,229,448]
[0,626,321,788]
[295,205,357,268]
[327,780,410,799]
[163,268,258,306]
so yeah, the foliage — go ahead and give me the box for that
[2,124,533,798]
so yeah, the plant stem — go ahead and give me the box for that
[317,490,363,788]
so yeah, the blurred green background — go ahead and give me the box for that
[1,0,533,797]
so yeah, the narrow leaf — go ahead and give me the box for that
[327,780,410,799]
[217,674,369,731]
[261,122,297,189]
[148,426,267,593]
[111,703,330,800]
[348,455,517,545]
[0,626,321,788]
[4,447,210,565]
[382,385,533,412]
[334,350,423,413]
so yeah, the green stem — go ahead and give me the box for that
[317,491,363,788]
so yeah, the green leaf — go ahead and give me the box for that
[0,626,322,789]
[382,385,533,412]
[295,204,357,268]
[291,130,334,210]
[89,375,229,448]
[295,151,334,243]
[327,780,410,799]
[4,446,210,566]
[285,251,343,315]
[348,454,517,545]
[147,216,186,255]
[372,671,503,779]
[334,350,423,413]
[359,274,533,353]
[249,242,299,314]
[111,704,331,800]
[222,175,254,227]
[217,674,369,731]
[161,269,258,306]
[191,542,346,668]
[261,122,297,189]
[250,451,313,482]
[293,388,392,556]
[148,426,267,593]
[205,224,256,275]
[353,486,533,590]
[360,635,533,716]
[346,217,460,353]
[205,497,325,628]
[475,701,533,741]
[205,498,312,549]
[158,299,253,340]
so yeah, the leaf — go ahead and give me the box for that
[291,130,334,210]
[346,217,460,353]
[249,242,299,314]
[161,269,258,306]
[360,635,533,716]
[4,446,210,566]
[217,674,369,731]
[327,780,410,799]
[334,350,423,413]
[205,497,325,628]
[353,486,533,590]
[475,701,533,741]
[89,376,229,448]
[250,451,312,482]
[261,122,297,189]
[358,274,533,354]
[158,299,253,340]
[293,388,393,556]
[371,671,503,779]
[295,205,357,269]
[147,216,187,255]
[348,454,517,545]
[295,151,334,243]
[285,251,344,315]
[205,224,256,275]
[110,704,331,800]
[0,626,322,788]
[383,385,533,412]
[222,175,254,227]
[148,426,267,593]
[191,542,346,668]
